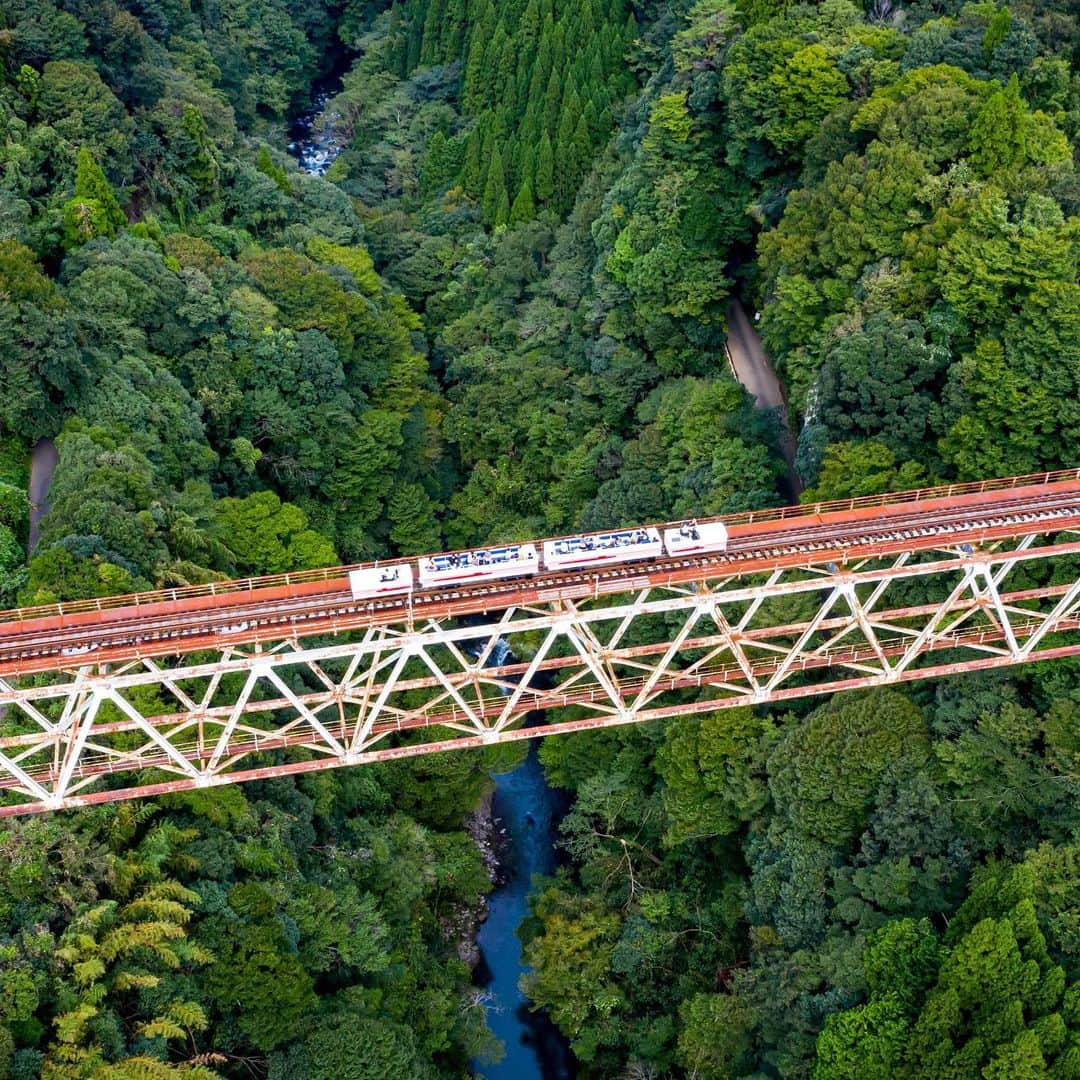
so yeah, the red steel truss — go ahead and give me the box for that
[4,470,1080,815]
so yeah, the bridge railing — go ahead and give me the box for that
[3,468,1079,627]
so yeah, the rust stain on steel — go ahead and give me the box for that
[3,472,1080,814]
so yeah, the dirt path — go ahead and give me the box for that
[724,299,802,498]
[28,437,58,554]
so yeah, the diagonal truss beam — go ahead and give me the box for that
[2,522,1080,814]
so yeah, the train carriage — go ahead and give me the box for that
[349,563,414,600]
[542,527,663,570]
[663,521,729,556]
[417,543,540,587]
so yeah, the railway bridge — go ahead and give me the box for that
[4,470,1080,815]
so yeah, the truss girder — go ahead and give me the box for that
[2,525,1080,814]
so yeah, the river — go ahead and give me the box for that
[474,746,575,1078]
[288,81,575,1079]
[470,640,574,1078]
[286,58,349,175]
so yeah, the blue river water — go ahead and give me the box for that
[472,744,575,1079]
[288,85,575,1078]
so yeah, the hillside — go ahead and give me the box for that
[1,0,1080,1076]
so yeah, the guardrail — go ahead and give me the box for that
[2,468,1079,627]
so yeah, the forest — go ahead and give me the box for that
[1,0,1079,1075]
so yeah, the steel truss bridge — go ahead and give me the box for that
[4,470,1080,815]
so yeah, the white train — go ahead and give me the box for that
[348,520,728,600]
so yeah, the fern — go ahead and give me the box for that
[164,1000,208,1032]
[136,1017,186,1041]
[72,957,106,986]
[54,1003,97,1044]
[112,971,160,991]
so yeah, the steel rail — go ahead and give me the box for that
[4,474,1080,814]
[6,467,1080,624]
[2,481,1080,675]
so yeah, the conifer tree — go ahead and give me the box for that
[256,146,290,194]
[583,98,600,143]
[181,104,219,195]
[75,147,126,231]
[487,22,512,110]
[534,132,555,202]
[519,0,541,48]
[406,21,422,71]
[514,50,532,115]
[62,147,126,250]
[422,130,457,196]
[420,0,445,64]
[554,100,577,207]
[968,74,1028,177]
[535,29,553,85]
[520,141,537,194]
[461,20,489,109]
[542,68,562,137]
[509,180,535,223]
[444,0,467,56]
[588,47,605,90]
[385,5,409,77]
[572,113,591,169]
[552,20,567,70]
[494,184,511,226]
[482,145,507,223]
[461,127,483,195]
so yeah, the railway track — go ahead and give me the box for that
[2,478,1080,675]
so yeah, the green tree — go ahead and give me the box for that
[768,691,931,848]
[534,132,554,203]
[968,74,1028,176]
[509,179,535,223]
[387,482,441,554]
[211,490,336,574]
[267,1012,435,1080]
[677,992,755,1078]
[256,146,291,194]
[522,889,623,1059]
[62,147,126,249]
[656,709,771,845]
[481,144,507,224]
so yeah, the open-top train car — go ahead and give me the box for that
[542,527,663,569]
[663,520,729,556]
[348,563,414,599]
[347,521,727,600]
[418,543,540,587]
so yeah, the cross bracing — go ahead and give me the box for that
[2,473,1080,813]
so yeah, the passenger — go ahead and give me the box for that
[690,518,700,540]
[679,522,690,538]
[585,537,595,550]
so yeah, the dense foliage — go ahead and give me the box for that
[3,0,1080,1074]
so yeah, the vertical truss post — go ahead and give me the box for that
[2,508,1080,813]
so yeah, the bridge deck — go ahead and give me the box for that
[1,471,1080,677]
[3,471,1080,813]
